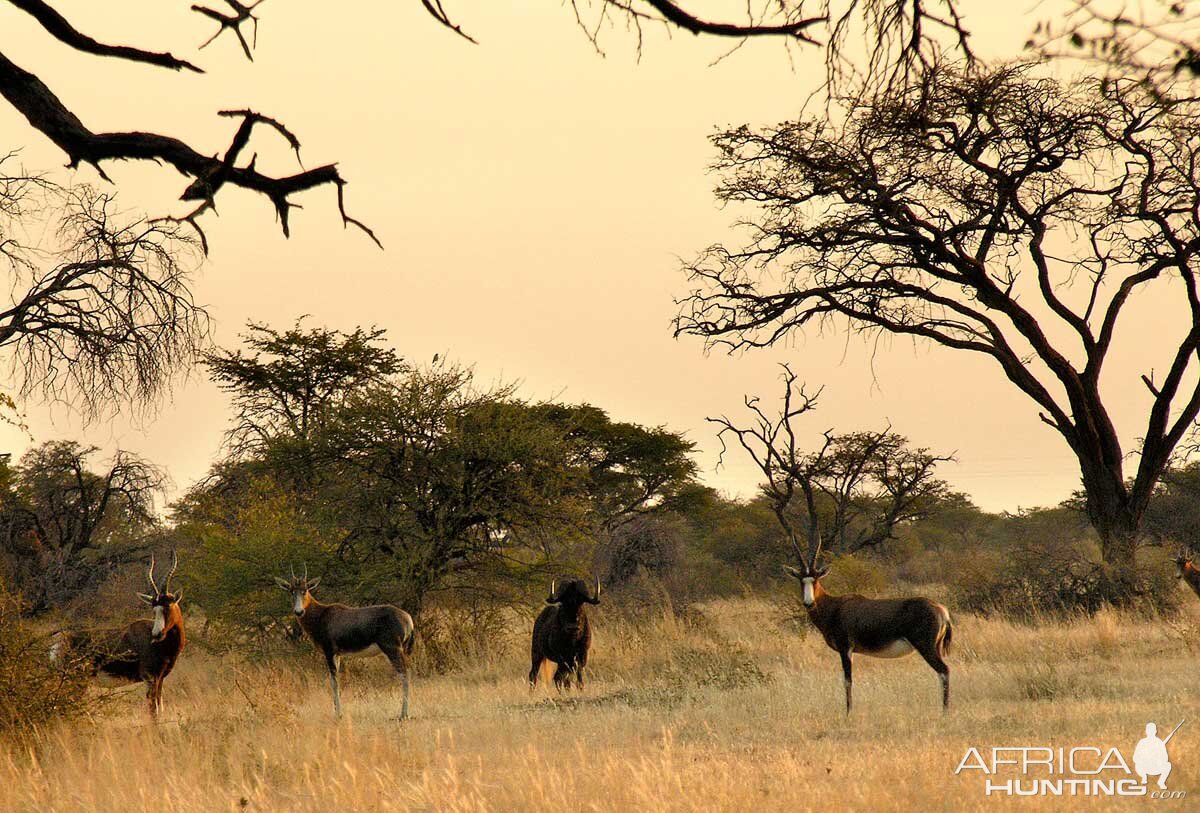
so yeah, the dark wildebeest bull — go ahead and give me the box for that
[529,577,600,690]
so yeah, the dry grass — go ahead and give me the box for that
[1,597,1197,812]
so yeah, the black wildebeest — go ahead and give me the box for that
[51,552,185,717]
[529,577,600,690]
[275,565,415,719]
[785,539,953,714]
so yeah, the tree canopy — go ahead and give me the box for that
[676,63,1200,596]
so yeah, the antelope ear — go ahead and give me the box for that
[138,593,155,605]
[306,577,320,590]
[782,565,804,581]
[274,577,290,590]
[172,590,183,604]
[815,565,831,579]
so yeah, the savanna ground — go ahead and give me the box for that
[2,596,1197,812]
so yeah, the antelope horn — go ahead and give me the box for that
[163,550,179,592]
[594,575,601,602]
[808,516,823,570]
[146,554,160,595]
[548,578,557,602]
[290,563,297,580]
[303,562,309,581]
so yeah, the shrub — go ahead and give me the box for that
[957,543,1181,618]
[0,583,97,738]
[823,553,889,596]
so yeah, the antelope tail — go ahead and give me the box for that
[403,625,415,657]
[936,605,953,656]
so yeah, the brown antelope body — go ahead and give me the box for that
[785,559,952,714]
[275,567,414,719]
[1173,550,1200,600]
[52,553,185,717]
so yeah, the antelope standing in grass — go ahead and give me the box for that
[51,552,185,717]
[785,539,953,714]
[275,565,415,719]
[529,577,600,691]
[1173,549,1200,600]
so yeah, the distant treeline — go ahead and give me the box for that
[1,321,1193,638]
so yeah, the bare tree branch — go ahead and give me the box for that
[0,164,209,413]
[677,62,1200,587]
[9,0,202,72]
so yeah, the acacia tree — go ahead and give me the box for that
[709,365,951,560]
[676,64,1200,596]
[203,320,405,459]
[0,440,165,612]
[534,402,704,532]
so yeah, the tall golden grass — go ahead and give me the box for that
[1,597,1197,811]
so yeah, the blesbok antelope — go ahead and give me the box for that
[1173,549,1200,600]
[529,577,600,691]
[275,565,415,719]
[785,547,953,714]
[51,552,185,717]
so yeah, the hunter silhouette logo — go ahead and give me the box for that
[1134,721,1184,790]
[955,719,1188,798]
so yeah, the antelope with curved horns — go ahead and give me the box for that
[784,531,953,714]
[275,563,415,719]
[1172,548,1200,600]
[51,551,185,717]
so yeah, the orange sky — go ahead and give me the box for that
[0,2,1156,512]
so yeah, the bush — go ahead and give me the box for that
[0,583,96,738]
[957,544,1181,618]
[416,602,516,676]
[823,553,889,595]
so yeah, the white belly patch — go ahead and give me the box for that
[855,639,915,659]
[340,645,383,660]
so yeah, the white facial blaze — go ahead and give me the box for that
[293,592,305,615]
[151,606,165,638]
[802,578,815,605]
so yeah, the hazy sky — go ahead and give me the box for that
[0,1,1143,512]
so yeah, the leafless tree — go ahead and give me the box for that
[677,63,1200,597]
[0,1,977,252]
[709,365,950,561]
[0,156,207,413]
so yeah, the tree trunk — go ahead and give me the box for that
[1080,464,1142,604]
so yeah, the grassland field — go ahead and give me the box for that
[2,595,1198,812]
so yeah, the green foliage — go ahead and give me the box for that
[949,507,1182,617]
[1145,462,1200,550]
[822,553,889,595]
[534,403,703,529]
[203,318,405,458]
[183,320,710,627]
[177,477,330,643]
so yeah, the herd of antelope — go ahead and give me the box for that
[50,544,1200,721]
